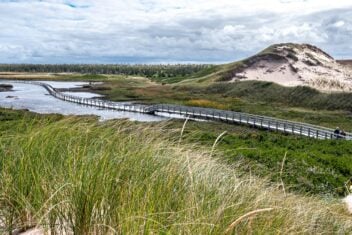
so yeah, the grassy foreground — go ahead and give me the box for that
[0,109,352,234]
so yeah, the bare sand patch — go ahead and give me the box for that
[231,44,352,92]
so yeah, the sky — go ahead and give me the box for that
[0,0,351,64]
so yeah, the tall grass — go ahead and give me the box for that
[185,99,228,110]
[0,114,351,234]
[206,81,352,111]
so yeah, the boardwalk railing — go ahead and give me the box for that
[12,81,352,140]
[148,104,352,140]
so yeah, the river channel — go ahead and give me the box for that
[0,80,166,122]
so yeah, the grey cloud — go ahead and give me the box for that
[0,1,352,63]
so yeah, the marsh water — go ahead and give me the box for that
[0,80,166,122]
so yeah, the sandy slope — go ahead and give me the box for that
[231,44,352,92]
[19,228,44,235]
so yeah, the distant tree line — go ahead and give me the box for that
[0,64,214,78]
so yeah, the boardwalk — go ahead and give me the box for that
[13,81,352,140]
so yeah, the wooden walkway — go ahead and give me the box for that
[14,81,352,140]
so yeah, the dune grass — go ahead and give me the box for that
[185,99,228,110]
[0,110,352,234]
[167,120,352,197]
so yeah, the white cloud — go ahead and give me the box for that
[0,0,351,63]
[334,21,345,28]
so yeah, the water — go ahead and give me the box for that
[0,80,166,122]
[61,92,103,99]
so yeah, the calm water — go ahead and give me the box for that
[61,91,103,99]
[0,80,166,122]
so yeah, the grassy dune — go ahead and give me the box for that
[0,109,352,234]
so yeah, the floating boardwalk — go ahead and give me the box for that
[14,81,352,140]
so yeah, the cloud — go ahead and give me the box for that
[0,0,351,63]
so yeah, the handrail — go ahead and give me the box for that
[9,80,352,140]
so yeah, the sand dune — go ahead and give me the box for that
[230,44,352,92]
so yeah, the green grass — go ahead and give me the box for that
[3,70,352,131]
[167,121,352,197]
[205,81,352,111]
[92,79,352,131]
[1,109,352,234]
[61,74,108,80]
